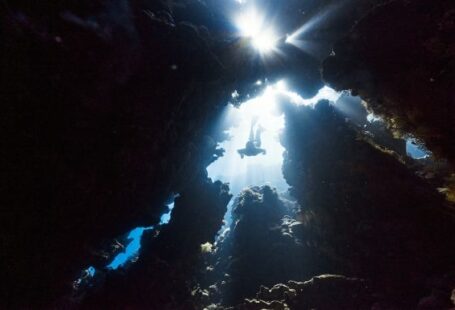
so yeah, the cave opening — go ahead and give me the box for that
[3,0,455,308]
[207,82,341,230]
[73,193,180,294]
[406,138,431,159]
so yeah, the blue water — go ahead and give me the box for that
[105,195,179,270]
[207,84,341,232]
[406,138,430,159]
[87,266,95,277]
[106,226,154,269]
[160,202,175,225]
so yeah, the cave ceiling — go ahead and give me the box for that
[1,0,454,308]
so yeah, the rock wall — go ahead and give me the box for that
[206,186,332,306]
[2,0,453,308]
[281,100,455,308]
[200,100,455,309]
[323,0,455,164]
[1,1,232,306]
[77,178,231,309]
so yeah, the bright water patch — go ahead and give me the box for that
[72,266,96,290]
[87,266,95,277]
[106,194,180,270]
[367,113,382,123]
[207,83,342,228]
[75,196,180,292]
[160,202,175,225]
[107,226,154,269]
[406,138,430,159]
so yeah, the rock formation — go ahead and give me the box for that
[1,0,454,308]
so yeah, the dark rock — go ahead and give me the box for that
[78,178,231,308]
[207,186,333,307]
[2,0,454,308]
[323,0,455,164]
[239,275,374,310]
[282,100,455,308]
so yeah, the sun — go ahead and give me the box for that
[234,9,278,54]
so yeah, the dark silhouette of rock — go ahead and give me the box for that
[78,178,231,309]
[281,100,455,308]
[239,275,373,310]
[0,1,232,306]
[323,0,455,164]
[205,186,335,307]
[1,0,454,308]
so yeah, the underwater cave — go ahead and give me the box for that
[1,0,455,309]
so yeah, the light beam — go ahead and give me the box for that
[234,8,278,54]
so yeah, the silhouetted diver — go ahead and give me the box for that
[237,118,266,159]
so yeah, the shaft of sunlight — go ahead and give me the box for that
[286,2,345,49]
[234,8,279,54]
[207,82,342,230]
[207,83,287,227]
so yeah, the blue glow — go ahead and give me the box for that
[208,83,341,230]
[406,138,430,159]
[106,195,178,270]
[160,202,175,225]
[72,266,96,290]
[87,266,95,277]
[107,226,153,269]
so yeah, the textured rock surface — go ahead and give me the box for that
[76,178,231,309]
[239,275,373,310]
[1,1,232,306]
[323,0,455,164]
[1,0,454,308]
[199,100,455,310]
[205,186,332,306]
[281,100,455,308]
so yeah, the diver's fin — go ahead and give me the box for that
[255,125,264,147]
